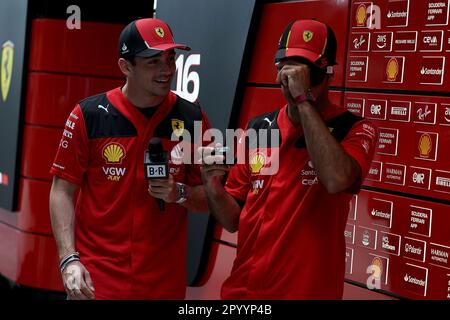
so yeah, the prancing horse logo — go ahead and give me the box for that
[155,27,165,38]
[1,40,14,102]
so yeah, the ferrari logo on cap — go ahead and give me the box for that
[155,27,165,38]
[1,40,14,102]
[171,119,184,137]
[303,31,314,43]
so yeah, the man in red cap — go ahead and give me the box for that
[49,18,210,299]
[201,19,378,299]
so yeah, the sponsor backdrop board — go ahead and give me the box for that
[346,0,450,92]
[0,0,28,210]
[347,0,450,91]
[346,0,450,300]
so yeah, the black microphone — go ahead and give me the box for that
[144,137,169,212]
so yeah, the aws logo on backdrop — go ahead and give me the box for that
[1,40,14,102]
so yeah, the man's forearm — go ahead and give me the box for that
[49,188,76,260]
[181,185,208,212]
[298,102,359,193]
[203,181,241,233]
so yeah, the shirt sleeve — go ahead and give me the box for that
[340,119,378,188]
[49,105,89,185]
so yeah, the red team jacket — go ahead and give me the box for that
[223,104,377,299]
[51,88,209,299]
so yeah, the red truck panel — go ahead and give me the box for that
[0,214,61,291]
[186,244,236,300]
[25,72,123,127]
[246,0,350,87]
[16,178,52,234]
[29,19,124,77]
[21,125,61,181]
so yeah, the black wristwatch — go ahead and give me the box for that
[175,182,187,204]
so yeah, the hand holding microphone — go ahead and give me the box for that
[145,138,172,211]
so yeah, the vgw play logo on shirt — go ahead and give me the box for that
[102,142,127,181]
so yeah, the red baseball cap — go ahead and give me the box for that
[274,19,337,69]
[118,18,191,58]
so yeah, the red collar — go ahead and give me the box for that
[277,103,347,145]
[107,87,177,134]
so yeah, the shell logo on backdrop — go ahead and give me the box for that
[418,133,432,158]
[356,4,367,26]
[386,57,399,82]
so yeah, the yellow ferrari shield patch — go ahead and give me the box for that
[171,119,184,137]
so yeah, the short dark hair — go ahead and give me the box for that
[125,56,136,66]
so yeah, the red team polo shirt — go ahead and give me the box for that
[51,87,209,299]
[223,104,377,299]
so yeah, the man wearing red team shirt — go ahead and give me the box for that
[49,18,210,300]
[200,19,377,299]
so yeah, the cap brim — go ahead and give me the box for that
[275,48,321,65]
[136,43,191,57]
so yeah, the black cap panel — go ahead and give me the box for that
[119,21,147,58]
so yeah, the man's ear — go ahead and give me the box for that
[118,58,133,77]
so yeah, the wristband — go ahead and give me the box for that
[294,89,315,105]
[59,252,80,273]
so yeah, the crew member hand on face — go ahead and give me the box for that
[148,174,179,203]
[276,63,311,104]
[62,260,95,300]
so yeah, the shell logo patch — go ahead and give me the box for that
[250,153,265,174]
[102,143,126,164]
